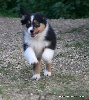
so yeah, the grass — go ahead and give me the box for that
[55,52,67,58]
[0,18,89,99]
[39,83,46,91]
[83,39,89,46]
[67,25,89,33]
[0,83,11,100]
[0,64,88,98]
[53,73,76,84]
[1,40,88,99]
[65,39,89,57]
[65,41,83,48]
[1,62,13,71]
[51,88,61,95]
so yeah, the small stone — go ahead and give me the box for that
[30,93,33,96]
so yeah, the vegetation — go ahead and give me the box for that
[0,0,89,18]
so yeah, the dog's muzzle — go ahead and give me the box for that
[30,30,39,37]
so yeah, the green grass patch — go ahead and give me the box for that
[51,87,61,95]
[65,41,83,48]
[54,73,76,84]
[67,25,89,33]
[0,83,11,100]
[39,83,45,91]
[69,27,83,33]
[0,62,14,76]
[20,66,31,74]
[83,39,89,46]
[55,52,67,58]
[65,39,89,56]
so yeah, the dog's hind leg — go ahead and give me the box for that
[44,63,52,76]
[42,48,54,76]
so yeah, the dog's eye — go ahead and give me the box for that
[26,23,31,28]
[34,22,40,28]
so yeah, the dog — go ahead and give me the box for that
[20,8,56,80]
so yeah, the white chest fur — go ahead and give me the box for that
[23,23,50,57]
[30,39,50,56]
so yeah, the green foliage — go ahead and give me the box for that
[0,0,89,18]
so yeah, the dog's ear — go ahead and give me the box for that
[20,7,29,16]
[20,7,29,25]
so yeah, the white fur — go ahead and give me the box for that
[24,47,38,65]
[31,74,40,80]
[27,15,34,34]
[44,70,51,76]
[22,29,28,36]
[28,26,33,34]
[42,48,54,63]
[31,15,34,22]
[23,23,50,57]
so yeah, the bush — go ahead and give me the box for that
[0,0,89,19]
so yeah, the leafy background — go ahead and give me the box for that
[0,0,89,18]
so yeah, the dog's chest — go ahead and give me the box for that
[28,38,50,56]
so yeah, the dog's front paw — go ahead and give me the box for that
[31,74,40,80]
[44,70,51,76]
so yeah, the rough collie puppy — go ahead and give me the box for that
[20,8,56,80]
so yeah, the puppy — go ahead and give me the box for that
[20,8,56,80]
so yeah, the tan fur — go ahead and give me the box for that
[46,63,51,72]
[34,63,51,75]
[28,20,30,24]
[33,61,41,74]
[34,23,45,33]
[34,20,37,23]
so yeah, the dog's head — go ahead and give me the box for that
[20,8,47,37]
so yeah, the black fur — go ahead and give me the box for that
[20,7,56,51]
[34,13,47,25]
[20,7,29,15]
[21,15,30,25]
[23,43,28,51]
[45,24,56,50]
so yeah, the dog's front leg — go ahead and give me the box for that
[31,60,41,80]
[24,47,41,80]
[24,47,38,65]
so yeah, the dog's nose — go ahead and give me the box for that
[30,30,34,33]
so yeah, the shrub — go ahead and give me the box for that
[0,0,89,19]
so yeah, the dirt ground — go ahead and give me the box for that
[0,18,89,100]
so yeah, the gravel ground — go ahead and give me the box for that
[0,18,89,100]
